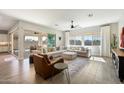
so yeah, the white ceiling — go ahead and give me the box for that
[0,9,124,31]
[0,13,17,30]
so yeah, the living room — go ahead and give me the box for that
[0,9,124,84]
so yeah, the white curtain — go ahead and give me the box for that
[100,26,110,57]
[65,31,70,47]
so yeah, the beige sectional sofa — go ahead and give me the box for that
[46,50,66,58]
[67,47,91,57]
[46,47,91,58]
[30,46,91,59]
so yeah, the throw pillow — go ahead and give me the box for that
[81,47,85,51]
[43,48,47,53]
[56,47,60,51]
[49,56,53,60]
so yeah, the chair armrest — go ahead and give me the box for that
[49,57,64,66]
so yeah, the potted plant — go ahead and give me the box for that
[111,34,118,49]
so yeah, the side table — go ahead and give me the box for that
[54,63,70,84]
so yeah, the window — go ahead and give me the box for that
[92,36,100,45]
[69,35,100,46]
[84,35,92,46]
[42,36,47,45]
[69,36,82,45]
[70,40,75,45]
[25,36,38,42]
[24,36,38,49]
[84,35,100,46]
[75,40,82,45]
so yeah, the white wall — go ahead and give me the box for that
[69,26,100,37]
[0,34,8,52]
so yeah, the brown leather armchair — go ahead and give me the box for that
[33,54,64,79]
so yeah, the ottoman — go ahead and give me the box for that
[62,52,77,60]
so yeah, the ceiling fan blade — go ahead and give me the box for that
[78,26,83,29]
[74,25,79,28]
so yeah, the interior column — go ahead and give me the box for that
[38,33,43,53]
[10,33,14,54]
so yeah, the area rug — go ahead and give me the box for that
[64,57,89,77]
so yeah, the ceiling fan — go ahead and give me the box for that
[70,20,80,30]
[64,20,82,32]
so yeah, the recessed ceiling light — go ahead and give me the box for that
[88,13,93,17]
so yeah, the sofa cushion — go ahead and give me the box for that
[77,51,87,53]
[30,45,36,50]
[43,48,47,53]
[81,47,85,51]
[31,50,41,54]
